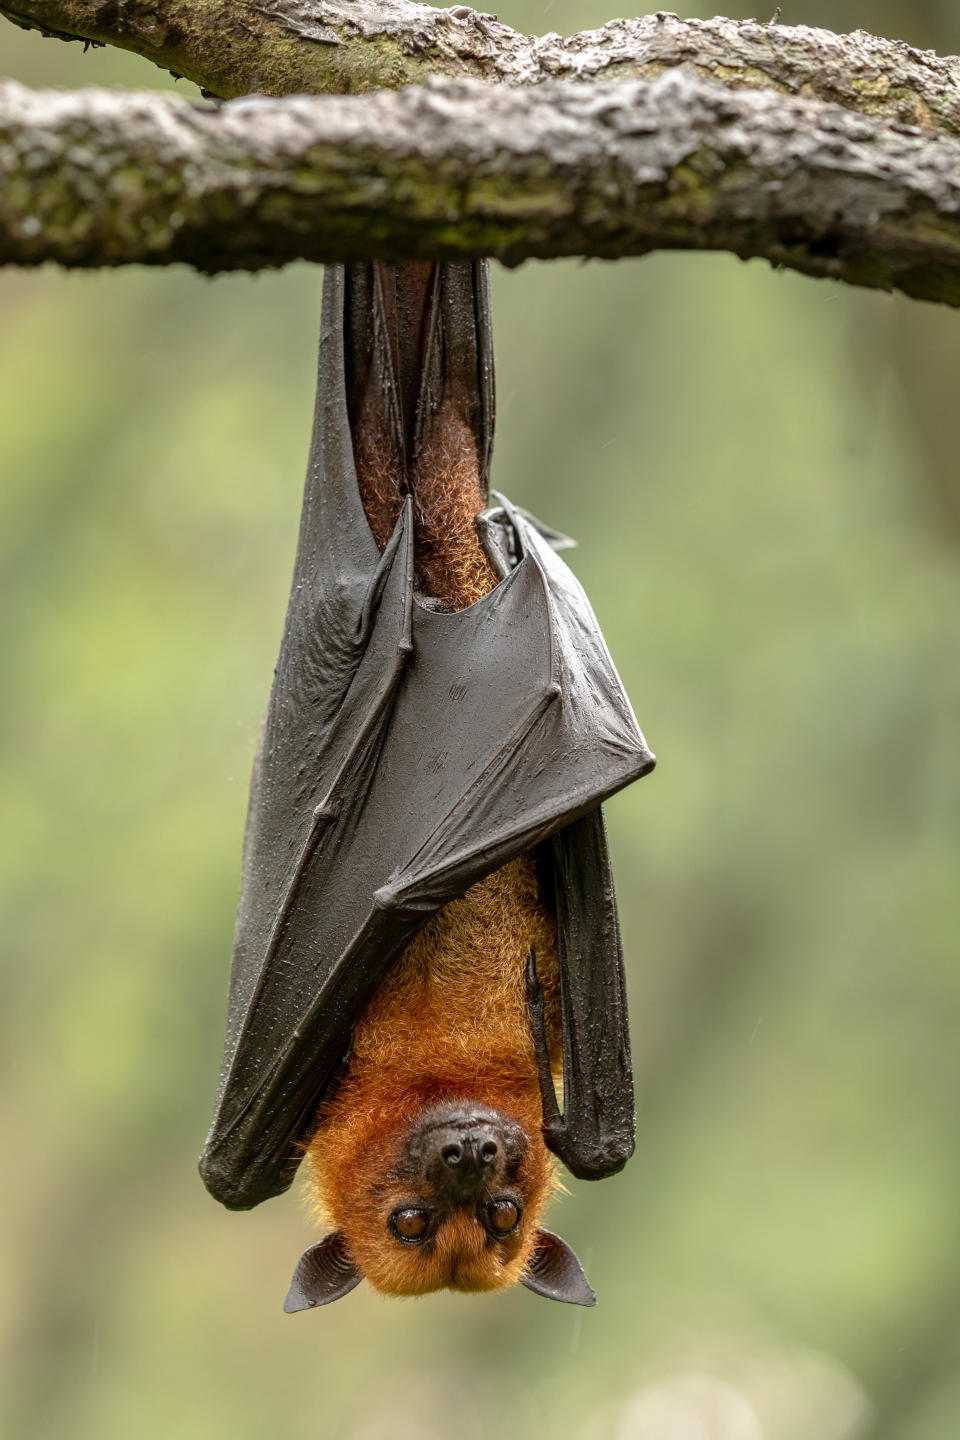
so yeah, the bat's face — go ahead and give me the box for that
[341,1100,547,1295]
[313,1098,550,1294]
[293,1094,595,1307]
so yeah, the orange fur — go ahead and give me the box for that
[351,418,499,608]
[304,857,562,1295]
[304,264,561,1296]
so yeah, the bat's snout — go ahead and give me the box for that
[440,1133,499,1170]
[410,1103,527,1197]
[433,1122,500,1192]
[426,1118,502,1197]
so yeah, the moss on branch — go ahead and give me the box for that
[1,1,959,136]
[5,72,960,307]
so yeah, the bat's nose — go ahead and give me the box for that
[441,1134,498,1171]
[427,1121,501,1194]
[410,1100,528,1196]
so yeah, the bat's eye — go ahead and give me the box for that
[390,1207,431,1244]
[486,1198,521,1236]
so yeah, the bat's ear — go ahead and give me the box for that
[283,1232,363,1312]
[520,1229,596,1307]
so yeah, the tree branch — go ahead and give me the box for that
[5,5,960,303]
[1,0,959,140]
[4,72,960,305]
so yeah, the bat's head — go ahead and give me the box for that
[289,1097,594,1309]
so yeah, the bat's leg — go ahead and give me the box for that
[343,261,498,609]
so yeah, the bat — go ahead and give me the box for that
[199,260,655,1308]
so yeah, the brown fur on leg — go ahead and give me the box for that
[345,259,499,610]
[411,421,500,608]
[351,408,498,609]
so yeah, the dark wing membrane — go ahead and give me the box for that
[513,503,646,1178]
[387,507,652,1183]
[383,507,653,908]
[201,267,390,1199]
[415,260,495,487]
[343,260,494,496]
[200,265,654,1210]
[546,808,636,1179]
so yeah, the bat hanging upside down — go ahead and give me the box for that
[199,261,655,1308]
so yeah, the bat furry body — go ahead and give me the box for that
[200,261,655,1306]
[305,853,563,1295]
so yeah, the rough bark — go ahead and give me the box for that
[5,3,960,303]
[4,72,960,305]
[1,2,959,133]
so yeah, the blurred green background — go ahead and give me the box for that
[2,3,960,1437]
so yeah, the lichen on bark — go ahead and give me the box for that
[4,3,960,304]
[4,70,960,306]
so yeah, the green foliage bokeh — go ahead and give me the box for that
[2,4,959,1437]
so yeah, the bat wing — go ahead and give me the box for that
[442,502,649,1182]
[200,268,654,1210]
[535,806,637,1180]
